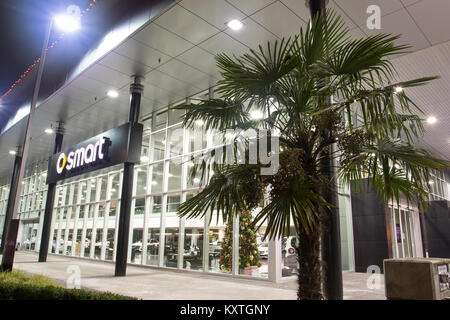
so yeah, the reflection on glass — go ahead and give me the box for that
[150,163,164,193]
[58,230,65,254]
[64,185,71,205]
[150,196,162,215]
[99,176,107,200]
[151,131,166,162]
[84,229,92,258]
[105,229,114,260]
[57,188,64,206]
[167,125,184,158]
[167,161,182,191]
[168,106,185,126]
[153,111,167,131]
[75,229,82,256]
[109,173,120,199]
[109,201,117,217]
[88,204,94,218]
[185,156,201,189]
[79,181,87,203]
[70,206,76,219]
[20,222,38,251]
[210,226,227,273]
[183,227,203,270]
[166,193,181,214]
[188,127,207,153]
[51,229,57,253]
[131,229,143,264]
[163,228,179,268]
[94,229,102,259]
[67,230,73,255]
[146,228,160,266]
[134,197,145,215]
[79,205,85,219]
[89,179,97,202]
[98,203,105,218]
[136,168,147,196]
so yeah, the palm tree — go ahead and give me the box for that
[175,11,449,299]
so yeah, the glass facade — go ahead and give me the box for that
[0,88,447,282]
[0,92,271,279]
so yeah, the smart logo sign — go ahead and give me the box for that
[47,122,143,184]
[55,136,111,175]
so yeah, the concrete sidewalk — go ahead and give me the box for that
[3,251,385,300]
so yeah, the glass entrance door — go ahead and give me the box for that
[20,221,39,251]
[390,206,417,258]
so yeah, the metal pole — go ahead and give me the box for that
[307,0,343,300]
[0,149,22,254]
[115,75,144,276]
[1,19,53,271]
[39,122,64,262]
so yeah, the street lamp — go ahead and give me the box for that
[54,14,81,32]
[1,13,81,271]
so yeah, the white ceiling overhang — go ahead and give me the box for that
[0,0,449,180]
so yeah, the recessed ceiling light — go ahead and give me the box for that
[394,86,403,93]
[9,150,16,155]
[44,128,54,134]
[226,19,243,31]
[426,116,437,124]
[107,90,119,98]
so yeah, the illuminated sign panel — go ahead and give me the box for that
[46,122,143,184]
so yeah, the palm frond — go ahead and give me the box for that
[177,165,264,224]
[253,174,331,239]
[216,37,297,104]
[174,98,250,131]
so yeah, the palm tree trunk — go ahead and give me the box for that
[296,225,323,300]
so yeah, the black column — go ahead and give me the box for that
[307,0,343,300]
[39,123,64,262]
[0,151,22,255]
[115,76,144,277]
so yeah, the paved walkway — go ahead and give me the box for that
[3,251,385,300]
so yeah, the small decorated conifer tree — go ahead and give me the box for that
[219,211,261,273]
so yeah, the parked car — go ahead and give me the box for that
[258,243,269,259]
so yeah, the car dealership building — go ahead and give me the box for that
[0,0,449,283]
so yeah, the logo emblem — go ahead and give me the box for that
[56,153,67,174]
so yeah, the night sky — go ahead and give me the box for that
[0,0,161,131]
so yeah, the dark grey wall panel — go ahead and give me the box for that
[422,200,450,258]
[351,179,390,273]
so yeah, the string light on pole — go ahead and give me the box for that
[0,0,99,101]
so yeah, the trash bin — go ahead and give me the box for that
[384,258,450,300]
